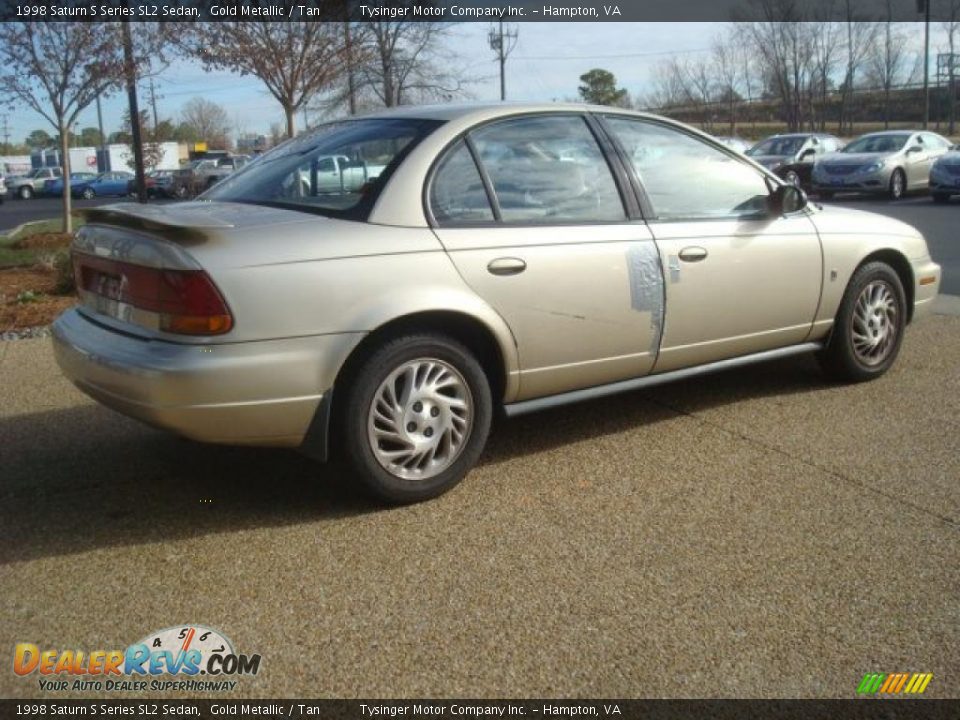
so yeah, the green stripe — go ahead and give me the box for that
[856,674,875,693]
[870,674,886,693]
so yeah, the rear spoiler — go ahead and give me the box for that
[74,203,235,245]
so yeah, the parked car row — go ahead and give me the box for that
[723,129,958,202]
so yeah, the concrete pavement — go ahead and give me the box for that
[0,314,958,699]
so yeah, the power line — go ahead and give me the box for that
[514,47,710,61]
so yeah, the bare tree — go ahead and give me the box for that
[180,98,232,149]
[180,8,346,138]
[712,34,743,134]
[0,23,127,233]
[941,2,960,132]
[360,21,467,107]
[837,1,879,134]
[866,12,913,129]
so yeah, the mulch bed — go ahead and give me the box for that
[0,266,77,332]
[12,232,73,251]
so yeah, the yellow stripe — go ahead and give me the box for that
[917,673,933,694]
[904,674,920,693]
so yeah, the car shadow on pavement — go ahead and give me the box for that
[0,353,828,565]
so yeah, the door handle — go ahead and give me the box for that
[487,257,527,276]
[678,246,708,263]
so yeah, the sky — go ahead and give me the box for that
[2,21,941,148]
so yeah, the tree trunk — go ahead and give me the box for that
[59,120,72,235]
[285,104,296,139]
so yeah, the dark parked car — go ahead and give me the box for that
[126,169,178,198]
[746,133,844,188]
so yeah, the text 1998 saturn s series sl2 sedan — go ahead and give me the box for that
[52,104,941,503]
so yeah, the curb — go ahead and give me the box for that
[932,294,960,317]
[0,219,54,243]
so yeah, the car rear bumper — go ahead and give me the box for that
[52,308,362,447]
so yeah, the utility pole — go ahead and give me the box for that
[924,0,931,128]
[122,20,147,203]
[0,114,9,154]
[487,22,518,101]
[95,92,106,171]
[148,77,160,130]
[344,19,356,115]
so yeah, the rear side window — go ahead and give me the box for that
[469,115,626,223]
[430,141,494,224]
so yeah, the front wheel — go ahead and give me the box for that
[888,169,906,200]
[784,170,800,186]
[341,334,493,504]
[81,187,95,200]
[18,186,33,200]
[818,261,906,382]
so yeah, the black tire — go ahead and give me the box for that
[932,192,950,204]
[888,168,906,200]
[81,187,95,200]
[18,186,32,200]
[784,170,800,186]
[341,334,492,504]
[818,190,834,200]
[818,261,907,383]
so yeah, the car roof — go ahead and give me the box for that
[349,101,663,125]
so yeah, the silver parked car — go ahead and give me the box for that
[929,145,960,202]
[813,130,951,200]
[52,104,941,503]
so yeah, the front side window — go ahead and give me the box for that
[747,137,805,157]
[430,141,494,224]
[204,118,443,219]
[605,117,771,220]
[842,134,910,154]
[469,115,626,223]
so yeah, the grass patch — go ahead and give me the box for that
[0,217,84,269]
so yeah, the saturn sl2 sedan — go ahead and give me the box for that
[52,104,941,503]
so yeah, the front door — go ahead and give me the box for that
[601,115,823,372]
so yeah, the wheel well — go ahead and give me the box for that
[859,249,915,322]
[325,311,508,455]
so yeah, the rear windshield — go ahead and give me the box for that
[746,137,805,157]
[203,117,443,219]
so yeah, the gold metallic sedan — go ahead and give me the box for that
[52,104,941,503]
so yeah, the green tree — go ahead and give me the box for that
[25,128,52,148]
[577,68,629,107]
[79,126,103,146]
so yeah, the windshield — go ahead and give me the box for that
[747,137,805,157]
[204,118,444,218]
[842,134,909,153]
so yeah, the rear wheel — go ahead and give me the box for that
[888,169,906,200]
[818,261,906,382]
[341,334,492,504]
[784,170,800,186]
[81,187,95,200]
[18,186,33,200]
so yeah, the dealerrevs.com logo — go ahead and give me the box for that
[13,625,262,693]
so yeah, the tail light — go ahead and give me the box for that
[74,254,233,336]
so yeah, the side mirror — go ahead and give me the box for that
[907,145,923,154]
[799,148,816,160]
[769,183,808,215]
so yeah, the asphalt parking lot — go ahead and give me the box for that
[1,306,958,698]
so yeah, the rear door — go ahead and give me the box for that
[429,114,665,401]
[601,115,822,373]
